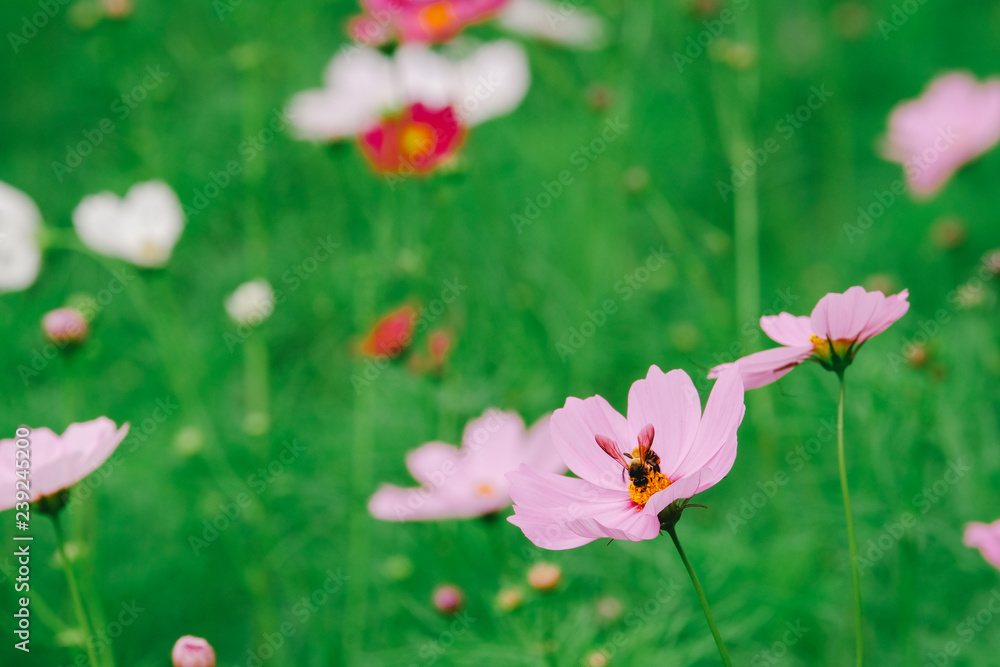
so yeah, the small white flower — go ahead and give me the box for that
[225,279,275,326]
[287,39,530,142]
[498,0,605,49]
[72,180,184,268]
[0,181,43,293]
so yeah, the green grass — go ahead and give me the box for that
[2,0,1000,665]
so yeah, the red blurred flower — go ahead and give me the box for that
[359,305,418,358]
[359,104,465,175]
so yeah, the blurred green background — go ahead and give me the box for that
[2,0,1000,665]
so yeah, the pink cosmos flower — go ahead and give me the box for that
[172,635,216,667]
[506,366,745,549]
[884,72,1000,197]
[287,41,529,175]
[350,0,509,45]
[0,418,129,512]
[964,520,1000,571]
[369,410,565,521]
[709,286,910,389]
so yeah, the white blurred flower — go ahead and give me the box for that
[0,181,43,293]
[225,279,275,326]
[72,180,184,268]
[498,0,605,49]
[287,39,530,140]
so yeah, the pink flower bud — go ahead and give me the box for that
[172,635,215,667]
[527,562,562,591]
[42,308,89,345]
[432,584,464,615]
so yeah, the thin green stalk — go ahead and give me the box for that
[666,527,732,667]
[53,518,100,667]
[836,373,863,666]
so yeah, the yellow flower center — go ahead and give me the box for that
[475,482,495,497]
[400,122,436,160]
[809,335,856,363]
[628,471,672,508]
[419,2,456,31]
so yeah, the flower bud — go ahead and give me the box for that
[359,305,418,358]
[42,308,89,345]
[527,562,562,591]
[225,279,275,326]
[432,584,464,615]
[101,0,134,19]
[172,635,215,667]
[495,588,524,611]
[585,651,610,667]
[931,216,966,249]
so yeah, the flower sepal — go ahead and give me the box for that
[657,498,705,533]
[35,488,71,519]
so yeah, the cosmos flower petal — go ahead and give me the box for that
[404,441,464,488]
[0,181,43,293]
[550,394,631,488]
[625,366,702,474]
[644,469,709,515]
[709,346,814,390]
[0,418,129,511]
[498,0,605,48]
[454,40,531,127]
[562,512,660,543]
[521,413,565,473]
[759,313,813,346]
[673,370,744,481]
[857,289,910,340]
[964,520,1000,571]
[506,513,597,550]
[368,483,497,521]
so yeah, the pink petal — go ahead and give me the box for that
[964,520,1000,571]
[521,413,567,474]
[625,366,702,475]
[550,394,631,489]
[458,409,528,477]
[562,512,660,543]
[760,313,813,346]
[368,483,501,521]
[673,369,744,486]
[857,289,910,341]
[644,469,709,514]
[708,345,813,390]
[405,442,463,488]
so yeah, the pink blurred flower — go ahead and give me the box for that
[42,307,89,345]
[709,286,910,389]
[351,0,509,45]
[964,520,1000,571]
[359,304,418,358]
[369,410,564,520]
[507,366,745,549]
[0,418,129,512]
[432,584,464,614]
[172,635,216,667]
[884,72,1000,197]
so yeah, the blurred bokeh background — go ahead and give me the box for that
[2,0,1000,665]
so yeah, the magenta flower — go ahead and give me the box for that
[368,410,564,521]
[965,520,1000,571]
[709,286,910,389]
[884,72,1000,197]
[350,0,509,45]
[506,366,745,549]
[0,418,129,512]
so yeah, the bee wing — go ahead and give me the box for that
[636,424,655,451]
[595,435,629,467]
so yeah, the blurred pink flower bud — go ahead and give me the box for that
[527,562,562,591]
[42,308,89,345]
[172,635,215,667]
[432,584,464,615]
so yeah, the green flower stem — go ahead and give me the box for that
[836,373,864,666]
[666,526,733,667]
[53,517,100,667]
